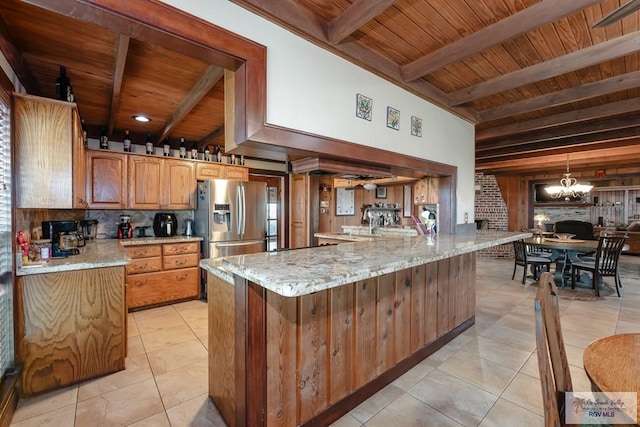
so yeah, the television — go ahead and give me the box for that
[534,183,584,203]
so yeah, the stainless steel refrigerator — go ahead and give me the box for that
[195,179,267,261]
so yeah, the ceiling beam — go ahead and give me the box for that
[478,70,640,122]
[326,0,397,44]
[448,31,640,106]
[593,0,640,27]
[476,97,640,141]
[107,34,129,137]
[229,0,475,122]
[157,65,224,143]
[401,0,606,82]
[476,116,640,151]
[0,15,40,94]
[476,126,640,160]
[476,144,640,174]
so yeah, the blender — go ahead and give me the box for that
[117,215,133,239]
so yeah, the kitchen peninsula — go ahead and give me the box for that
[14,236,202,396]
[201,230,529,426]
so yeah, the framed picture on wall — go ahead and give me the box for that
[376,186,387,199]
[403,185,412,217]
[336,187,355,215]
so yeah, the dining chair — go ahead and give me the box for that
[570,235,627,297]
[512,239,552,284]
[534,272,572,427]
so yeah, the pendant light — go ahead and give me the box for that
[544,155,593,201]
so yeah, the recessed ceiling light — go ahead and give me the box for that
[133,115,151,123]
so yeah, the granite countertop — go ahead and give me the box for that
[119,236,204,246]
[16,236,204,276]
[200,231,530,297]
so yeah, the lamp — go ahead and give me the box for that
[533,214,550,235]
[544,155,593,201]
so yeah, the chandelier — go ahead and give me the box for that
[544,156,593,201]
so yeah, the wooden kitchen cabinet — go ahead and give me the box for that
[125,241,200,310]
[195,162,224,180]
[13,93,87,208]
[164,158,196,209]
[128,155,163,209]
[16,267,126,396]
[413,177,439,205]
[223,165,248,181]
[86,150,128,209]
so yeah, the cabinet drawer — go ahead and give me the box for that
[126,267,199,309]
[126,245,162,258]
[163,242,199,255]
[163,253,199,270]
[126,257,162,274]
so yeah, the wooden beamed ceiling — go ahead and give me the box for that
[232,0,640,176]
[0,0,228,149]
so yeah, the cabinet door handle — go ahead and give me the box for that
[132,279,147,287]
[175,274,188,281]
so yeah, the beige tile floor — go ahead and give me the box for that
[10,256,640,426]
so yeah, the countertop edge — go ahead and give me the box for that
[208,232,530,297]
[16,236,203,276]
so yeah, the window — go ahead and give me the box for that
[0,98,13,377]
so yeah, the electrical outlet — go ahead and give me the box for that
[464,212,468,223]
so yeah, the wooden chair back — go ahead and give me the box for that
[534,272,572,427]
[594,235,628,275]
[513,239,527,266]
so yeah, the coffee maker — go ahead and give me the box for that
[42,221,81,257]
[117,215,133,239]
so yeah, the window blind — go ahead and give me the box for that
[0,100,14,376]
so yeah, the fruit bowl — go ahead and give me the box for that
[554,233,575,240]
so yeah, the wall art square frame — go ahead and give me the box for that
[387,106,399,130]
[355,93,372,121]
[376,186,387,199]
[411,116,422,137]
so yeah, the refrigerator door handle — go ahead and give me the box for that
[236,186,242,235]
[240,184,247,235]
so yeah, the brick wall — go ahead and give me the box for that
[475,173,511,258]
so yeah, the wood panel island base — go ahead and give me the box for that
[202,231,529,426]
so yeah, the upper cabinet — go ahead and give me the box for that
[86,151,127,209]
[413,178,439,205]
[128,155,163,209]
[13,93,87,208]
[163,159,195,209]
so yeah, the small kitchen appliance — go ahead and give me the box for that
[81,219,99,240]
[42,221,81,257]
[184,219,194,237]
[153,213,177,237]
[117,215,133,239]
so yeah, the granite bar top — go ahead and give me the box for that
[16,236,203,276]
[119,236,204,246]
[200,231,530,297]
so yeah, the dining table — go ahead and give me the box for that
[524,237,600,287]
[583,333,640,425]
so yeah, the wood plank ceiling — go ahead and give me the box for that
[0,0,227,150]
[231,0,640,176]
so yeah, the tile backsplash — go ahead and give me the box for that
[17,209,194,240]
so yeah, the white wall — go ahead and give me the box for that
[161,0,476,225]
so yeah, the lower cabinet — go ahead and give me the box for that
[126,242,200,310]
[16,267,126,396]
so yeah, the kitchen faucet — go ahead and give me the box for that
[366,210,377,234]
